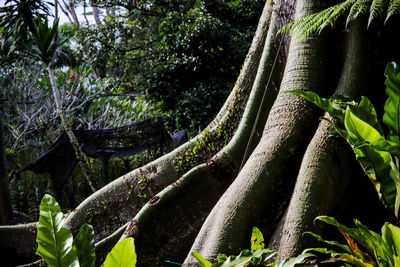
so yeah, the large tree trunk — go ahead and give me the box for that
[183,0,339,264]
[275,18,371,259]
[111,1,288,264]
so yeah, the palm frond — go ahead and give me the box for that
[386,0,400,23]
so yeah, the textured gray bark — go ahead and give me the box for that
[108,3,286,264]
[276,18,371,259]
[62,0,273,241]
[182,0,339,264]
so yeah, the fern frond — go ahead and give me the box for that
[319,0,357,33]
[280,0,399,40]
[386,0,400,23]
[279,0,356,40]
[368,0,389,27]
[346,0,373,27]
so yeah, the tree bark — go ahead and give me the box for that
[183,0,340,264]
[108,2,287,264]
[62,0,273,239]
[275,18,372,259]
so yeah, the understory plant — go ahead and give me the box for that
[192,227,313,267]
[37,194,136,266]
[289,61,400,219]
[299,215,400,266]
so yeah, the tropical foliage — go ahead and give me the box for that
[192,227,277,267]
[37,194,136,267]
[288,61,400,218]
[293,216,400,267]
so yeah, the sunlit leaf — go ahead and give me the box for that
[36,194,79,267]
[104,238,137,267]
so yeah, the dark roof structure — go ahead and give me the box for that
[23,117,187,193]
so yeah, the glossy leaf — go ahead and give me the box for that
[251,226,264,250]
[74,224,95,267]
[219,249,276,267]
[36,194,79,267]
[344,105,383,142]
[104,238,137,267]
[383,62,400,144]
[382,222,400,257]
[272,250,316,267]
[342,105,397,214]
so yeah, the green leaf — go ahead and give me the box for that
[74,224,95,267]
[342,105,397,214]
[219,249,276,267]
[36,194,79,267]
[271,250,316,267]
[104,238,137,267]
[358,96,384,135]
[382,223,400,257]
[251,227,264,250]
[344,105,383,143]
[336,253,375,267]
[383,62,400,144]
[370,139,400,157]
[315,216,393,265]
[304,232,360,258]
[192,251,212,267]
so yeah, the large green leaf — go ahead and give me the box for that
[344,105,383,142]
[104,238,137,267]
[382,222,400,257]
[357,96,384,135]
[74,224,95,267]
[343,105,398,215]
[383,62,400,144]
[36,194,79,267]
